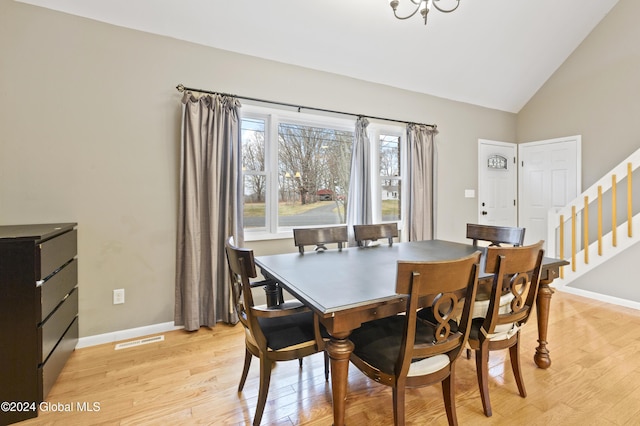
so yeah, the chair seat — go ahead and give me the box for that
[350,315,451,377]
[256,310,327,351]
[471,292,514,319]
[469,317,519,343]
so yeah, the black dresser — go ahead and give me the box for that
[0,223,79,424]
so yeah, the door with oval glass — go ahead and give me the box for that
[477,139,517,226]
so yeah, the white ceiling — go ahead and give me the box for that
[17,0,619,113]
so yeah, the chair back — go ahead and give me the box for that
[394,251,481,378]
[353,223,399,247]
[466,223,525,247]
[224,237,258,332]
[482,241,545,334]
[293,226,348,253]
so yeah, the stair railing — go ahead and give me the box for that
[547,147,640,284]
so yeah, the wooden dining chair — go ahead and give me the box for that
[348,251,482,426]
[353,223,399,247]
[467,241,544,417]
[293,225,348,254]
[464,223,527,358]
[226,237,285,308]
[466,223,525,248]
[224,237,327,426]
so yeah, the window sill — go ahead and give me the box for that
[244,230,294,242]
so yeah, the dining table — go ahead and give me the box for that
[255,239,568,426]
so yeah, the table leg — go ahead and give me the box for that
[326,332,354,426]
[263,282,280,307]
[534,278,554,369]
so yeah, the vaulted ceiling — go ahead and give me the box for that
[17,0,619,113]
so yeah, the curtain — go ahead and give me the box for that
[406,124,438,241]
[175,92,243,331]
[346,117,372,245]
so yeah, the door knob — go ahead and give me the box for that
[482,211,488,215]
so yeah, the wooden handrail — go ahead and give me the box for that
[584,196,589,264]
[597,186,602,256]
[628,162,633,238]
[572,206,576,272]
[559,214,565,279]
[612,174,617,247]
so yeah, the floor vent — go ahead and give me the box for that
[114,335,164,350]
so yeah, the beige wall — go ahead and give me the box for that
[518,0,640,187]
[517,0,640,301]
[0,0,516,337]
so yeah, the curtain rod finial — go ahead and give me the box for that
[176,84,185,93]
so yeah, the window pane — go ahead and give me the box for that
[241,118,265,172]
[243,174,266,230]
[380,135,400,177]
[380,135,401,222]
[381,179,401,221]
[278,123,353,227]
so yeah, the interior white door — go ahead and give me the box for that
[478,140,517,226]
[518,136,581,246]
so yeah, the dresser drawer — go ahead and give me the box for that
[40,288,78,363]
[40,316,78,400]
[38,229,77,280]
[39,259,78,323]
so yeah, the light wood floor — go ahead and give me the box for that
[21,290,640,426]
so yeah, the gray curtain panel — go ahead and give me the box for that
[346,117,373,245]
[175,92,243,331]
[406,124,438,241]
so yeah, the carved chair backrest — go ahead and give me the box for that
[353,223,399,247]
[481,241,545,335]
[466,223,525,248]
[293,226,348,254]
[394,251,481,377]
[224,237,257,331]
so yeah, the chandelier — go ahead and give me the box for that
[389,0,461,26]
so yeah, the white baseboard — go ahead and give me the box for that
[76,321,184,349]
[557,286,640,311]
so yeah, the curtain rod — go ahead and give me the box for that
[176,84,436,129]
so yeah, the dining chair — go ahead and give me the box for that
[466,223,525,248]
[348,251,482,426]
[293,225,348,253]
[226,237,286,308]
[224,237,328,426]
[467,240,544,417]
[353,223,399,247]
[464,223,527,358]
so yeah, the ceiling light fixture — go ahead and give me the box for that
[389,0,461,26]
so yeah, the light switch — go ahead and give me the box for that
[464,189,475,198]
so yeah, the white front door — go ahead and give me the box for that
[478,140,518,226]
[518,136,581,246]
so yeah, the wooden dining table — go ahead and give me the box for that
[255,239,567,426]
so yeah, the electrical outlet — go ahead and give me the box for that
[113,289,125,305]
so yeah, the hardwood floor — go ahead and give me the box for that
[21,290,640,425]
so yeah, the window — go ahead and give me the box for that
[278,122,353,227]
[379,133,402,222]
[241,105,405,239]
[241,118,267,229]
